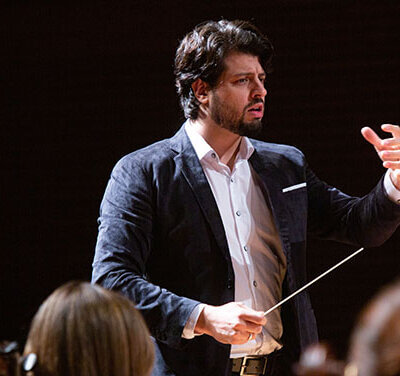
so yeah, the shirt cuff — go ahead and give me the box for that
[384,170,400,204]
[182,303,206,339]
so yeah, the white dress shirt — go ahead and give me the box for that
[183,121,287,357]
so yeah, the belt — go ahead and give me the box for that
[232,355,269,376]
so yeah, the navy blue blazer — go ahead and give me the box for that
[92,126,400,376]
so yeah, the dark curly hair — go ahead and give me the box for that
[174,19,274,120]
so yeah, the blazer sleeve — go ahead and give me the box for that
[306,162,400,246]
[92,155,200,349]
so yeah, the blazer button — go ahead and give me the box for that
[227,280,233,289]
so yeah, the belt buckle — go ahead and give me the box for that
[240,356,268,376]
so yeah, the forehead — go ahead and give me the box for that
[221,52,265,77]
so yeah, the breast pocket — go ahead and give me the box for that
[282,184,308,242]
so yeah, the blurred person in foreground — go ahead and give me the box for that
[346,280,400,376]
[294,342,344,376]
[92,19,400,375]
[23,281,154,376]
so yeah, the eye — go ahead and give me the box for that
[236,78,249,84]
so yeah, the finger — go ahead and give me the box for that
[361,127,384,151]
[230,330,254,345]
[233,319,263,333]
[380,150,400,161]
[241,331,254,343]
[236,321,264,334]
[382,138,400,149]
[234,303,267,324]
[239,311,267,326]
[383,161,400,170]
[382,124,400,138]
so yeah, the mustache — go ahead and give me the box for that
[244,98,264,110]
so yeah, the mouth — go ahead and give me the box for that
[247,103,264,118]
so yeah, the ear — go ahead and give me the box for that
[191,79,210,104]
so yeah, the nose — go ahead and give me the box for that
[251,78,267,99]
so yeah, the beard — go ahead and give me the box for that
[210,94,263,137]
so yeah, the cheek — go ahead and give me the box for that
[226,95,248,112]
[215,89,249,114]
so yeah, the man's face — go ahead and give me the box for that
[208,52,267,137]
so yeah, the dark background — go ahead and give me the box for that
[1,0,399,359]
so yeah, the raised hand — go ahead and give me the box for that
[361,124,400,190]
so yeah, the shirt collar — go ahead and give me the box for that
[184,120,254,164]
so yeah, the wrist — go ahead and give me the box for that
[389,170,400,191]
[194,304,211,335]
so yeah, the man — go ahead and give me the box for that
[92,20,400,376]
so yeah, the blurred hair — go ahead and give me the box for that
[347,280,400,376]
[174,19,274,119]
[294,342,344,376]
[24,281,154,376]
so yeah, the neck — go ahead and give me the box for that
[190,118,242,170]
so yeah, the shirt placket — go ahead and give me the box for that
[229,162,259,309]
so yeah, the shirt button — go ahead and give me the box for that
[243,245,248,252]
[230,178,234,183]
[236,210,241,216]
[211,152,216,159]
[253,280,257,287]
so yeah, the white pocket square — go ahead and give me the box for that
[282,182,307,193]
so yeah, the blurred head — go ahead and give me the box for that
[174,19,274,121]
[347,280,400,376]
[24,281,154,376]
[294,342,344,376]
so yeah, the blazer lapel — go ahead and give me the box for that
[249,150,291,259]
[170,127,232,264]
